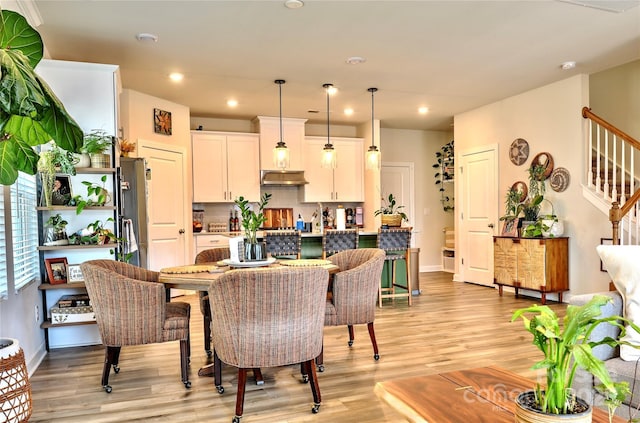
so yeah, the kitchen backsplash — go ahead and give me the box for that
[194,186,362,232]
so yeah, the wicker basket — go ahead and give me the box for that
[381,214,402,227]
[0,339,32,423]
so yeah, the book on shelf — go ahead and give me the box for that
[56,294,91,308]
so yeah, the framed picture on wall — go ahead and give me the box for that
[153,108,172,135]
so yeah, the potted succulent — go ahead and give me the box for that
[0,10,83,185]
[82,130,113,168]
[374,193,408,227]
[511,295,640,422]
[235,193,271,261]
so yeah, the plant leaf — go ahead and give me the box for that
[0,10,43,69]
[35,75,83,152]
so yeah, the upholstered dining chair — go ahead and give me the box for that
[80,260,191,393]
[208,267,328,422]
[312,248,386,373]
[377,227,413,307]
[321,228,359,259]
[195,247,231,356]
[264,230,302,259]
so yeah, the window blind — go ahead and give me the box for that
[0,187,7,298]
[11,173,39,291]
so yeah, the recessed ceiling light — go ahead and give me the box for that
[346,56,366,65]
[284,0,304,9]
[169,72,183,82]
[418,106,429,114]
[227,99,238,107]
[135,32,158,42]
[344,108,354,116]
[561,61,577,70]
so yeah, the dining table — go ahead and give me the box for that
[158,258,340,379]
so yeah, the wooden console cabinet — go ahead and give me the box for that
[493,236,568,304]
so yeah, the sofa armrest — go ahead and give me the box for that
[569,291,623,361]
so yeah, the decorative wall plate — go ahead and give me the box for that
[511,181,528,202]
[550,167,570,192]
[531,152,554,180]
[510,138,529,166]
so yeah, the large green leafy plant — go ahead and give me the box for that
[0,9,83,185]
[234,193,271,244]
[512,295,640,418]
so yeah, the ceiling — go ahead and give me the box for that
[16,0,640,131]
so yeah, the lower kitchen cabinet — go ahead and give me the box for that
[493,236,569,304]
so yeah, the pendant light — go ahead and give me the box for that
[273,79,289,169]
[321,83,337,169]
[366,87,381,170]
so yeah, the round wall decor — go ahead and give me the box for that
[511,181,528,202]
[509,138,529,166]
[549,167,570,192]
[531,152,554,180]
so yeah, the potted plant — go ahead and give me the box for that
[86,218,116,245]
[374,193,408,227]
[0,10,83,185]
[511,295,640,422]
[69,175,111,214]
[43,214,69,246]
[235,193,271,261]
[82,130,113,168]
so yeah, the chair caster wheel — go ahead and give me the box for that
[317,365,324,373]
[184,381,191,389]
[206,350,213,358]
[348,340,354,347]
[301,374,309,383]
[374,354,380,361]
[104,385,112,393]
[113,365,120,374]
[216,385,224,394]
[312,403,321,414]
[232,415,241,423]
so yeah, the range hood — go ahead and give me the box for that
[261,170,308,186]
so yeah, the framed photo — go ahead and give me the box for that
[51,175,72,206]
[600,238,614,272]
[45,257,68,285]
[67,264,84,283]
[501,218,519,237]
[153,108,172,135]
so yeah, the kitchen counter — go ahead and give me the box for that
[194,229,378,237]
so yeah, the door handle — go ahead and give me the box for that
[179,229,185,234]
[488,223,494,228]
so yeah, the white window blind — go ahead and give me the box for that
[0,187,7,298]
[11,173,39,291]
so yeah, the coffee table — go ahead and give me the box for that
[374,366,625,423]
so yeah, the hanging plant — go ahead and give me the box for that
[433,140,454,212]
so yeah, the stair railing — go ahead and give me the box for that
[583,107,640,245]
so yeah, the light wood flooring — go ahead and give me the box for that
[29,273,565,422]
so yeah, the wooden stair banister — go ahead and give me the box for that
[583,107,640,149]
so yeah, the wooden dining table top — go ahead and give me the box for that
[158,259,339,291]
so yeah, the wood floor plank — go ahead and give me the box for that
[29,273,565,422]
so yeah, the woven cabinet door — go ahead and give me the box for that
[494,238,517,285]
[516,239,547,290]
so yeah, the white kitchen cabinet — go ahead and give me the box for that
[302,136,364,202]
[194,234,231,259]
[253,116,307,171]
[192,131,260,202]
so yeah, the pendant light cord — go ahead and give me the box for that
[323,83,332,145]
[275,79,285,143]
[368,87,378,149]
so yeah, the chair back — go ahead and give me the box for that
[81,259,159,282]
[208,267,328,368]
[322,229,359,258]
[264,230,302,259]
[377,227,412,254]
[195,247,230,264]
[81,261,166,346]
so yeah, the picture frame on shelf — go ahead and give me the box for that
[67,263,84,283]
[501,218,519,237]
[51,175,72,206]
[45,257,68,285]
[153,108,172,135]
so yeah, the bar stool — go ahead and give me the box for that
[322,229,359,259]
[265,230,302,259]
[376,227,412,307]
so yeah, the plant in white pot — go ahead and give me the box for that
[374,193,408,227]
[82,130,113,168]
[512,296,640,422]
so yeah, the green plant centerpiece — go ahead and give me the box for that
[512,295,640,422]
[82,130,113,168]
[234,193,271,261]
[374,193,408,227]
[0,10,83,185]
[432,140,454,212]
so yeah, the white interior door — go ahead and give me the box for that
[138,141,189,275]
[460,146,498,286]
[381,162,415,246]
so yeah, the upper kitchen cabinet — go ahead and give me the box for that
[302,136,364,203]
[253,116,307,171]
[192,131,260,203]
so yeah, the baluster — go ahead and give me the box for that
[596,125,602,194]
[621,135,626,205]
[604,130,609,199]
[588,119,594,189]
[612,132,618,203]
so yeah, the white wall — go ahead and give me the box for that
[455,74,612,297]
